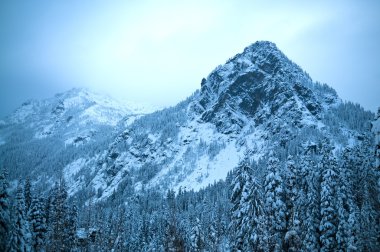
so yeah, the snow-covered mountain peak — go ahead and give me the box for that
[202,41,300,93]
[233,41,287,68]
[54,88,128,114]
[195,41,339,134]
[59,88,156,116]
[7,88,156,126]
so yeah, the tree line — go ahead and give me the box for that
[1,136,379,251]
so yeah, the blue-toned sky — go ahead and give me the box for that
[0,0,379,118]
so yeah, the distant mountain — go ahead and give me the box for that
[0,41,374,200]
[0,88,155,182]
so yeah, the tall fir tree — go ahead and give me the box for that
[0,169,11,251]
[352,136,380,250]
[336,147,358,251]
[24,177,32,214]
[9,182,31,252]
[319,141,338,252]
[28,195,47,252]
[284,156,301,252]
[190,217,204,252]
[64,204,78,251]
[230,158,264,251]
[302,153,321,251]
[49,178,69,252]
[372,107,380,171]
[264,153,286,252]
[164,189,184,252]
[207,221,218,251]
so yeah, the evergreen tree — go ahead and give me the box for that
[28,196,47,252]
[319,142,338,252]
[336,148,358,251]
[10,182,31,252]
[230,158,264,251]
[207,221,218,252]
[24,177,32,213]
[164,189,184,252]
[264,153,286,252]
[64,204,77,251]
[347,204,360,252]
[284,156,301,252]
[0,169,11,251]
[358,187,378,251]
[353,137,380,250]
[190,217,204,251]
[302,155,320,251]
[229,159,248,252]
[373,107,380,171]
[49,178,69,252]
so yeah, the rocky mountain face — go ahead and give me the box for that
[198,41,330,133]
[0,41,374,202]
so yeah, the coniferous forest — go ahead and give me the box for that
[1,132,379,251]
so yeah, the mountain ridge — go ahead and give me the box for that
[0,41,374,201]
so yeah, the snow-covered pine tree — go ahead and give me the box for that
[24,177,32,213]
[302,153,321,251]
[164,189,185,252]
[230,159,247,252]
[319,140,338,251]
[372,108,380,239]
[264,152,286,252]
[359,186,378,251]
[190,217,204,251]
[49,178,69,252]
[207,221,218,251]
[354,136,380,251]
[9,182,31,252]
[373,107,380,170]
[371,109,380,248]
[137,211,149,249]
[284,156,301,252]
[230,157,264,252]
[336,147,358,251]
[111,205,127,251]
[346,204,360,252]
[91,204,108,251]
[64,204,78,251]
[28,195,47,252]
[0,169,11,251]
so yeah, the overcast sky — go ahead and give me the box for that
[0,0,379,118]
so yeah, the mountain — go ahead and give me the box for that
[1,41,379,252]
[0,88,154,181]
[0,41,374,199]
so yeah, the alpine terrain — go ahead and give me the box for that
[0,41,379,251]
